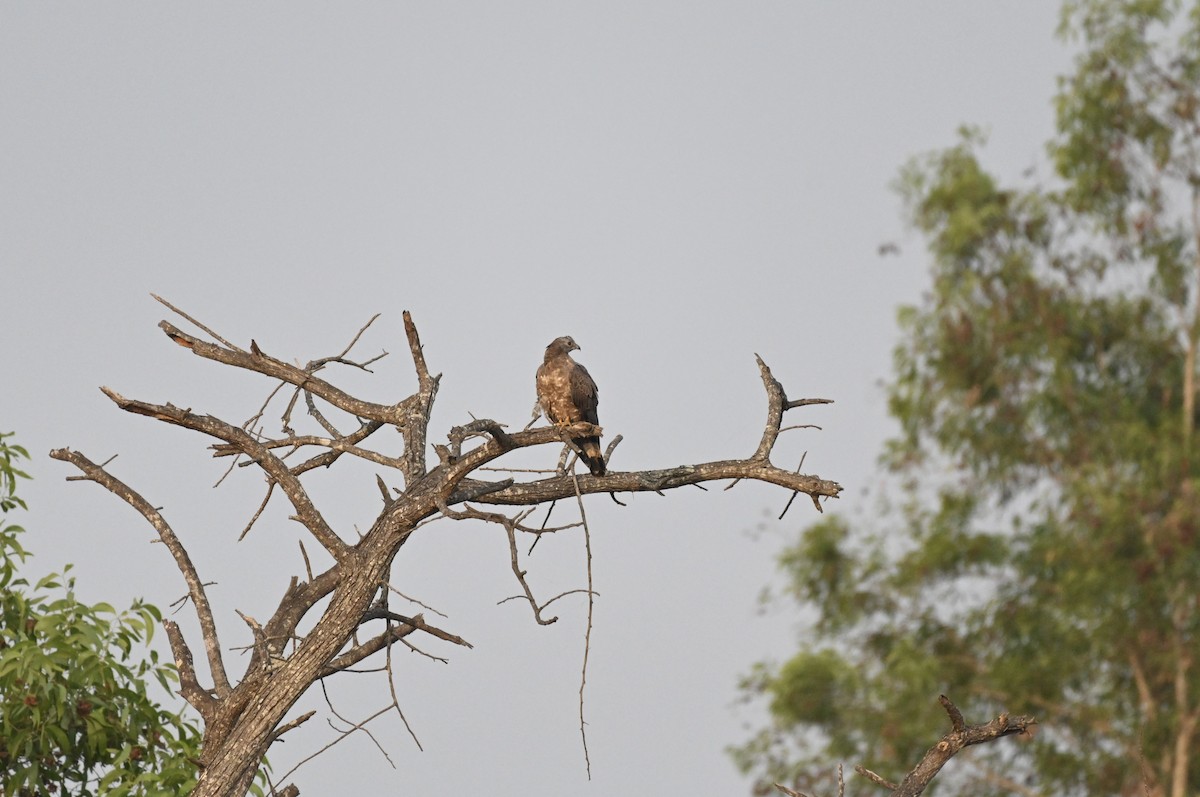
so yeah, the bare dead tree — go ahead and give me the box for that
[50,304,842,797]
[775,695,1037,797]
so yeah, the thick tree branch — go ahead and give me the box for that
[397,310,440,485]
[160,321,407,425]
[162,619,219,718]
[252,569,342,680]
[48,448,232,697]
[751,354,832,462]
[463,457,841,508]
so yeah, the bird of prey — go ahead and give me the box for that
[536,336,606,476]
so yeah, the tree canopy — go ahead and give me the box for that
[734,1,1200,795]
[0,432,201,796]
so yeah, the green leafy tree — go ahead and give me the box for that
[0,432,202,796]
[734,2,1200,796]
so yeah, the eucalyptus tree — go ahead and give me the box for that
[735,2,1200,795]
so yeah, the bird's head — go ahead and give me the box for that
[549,336,580,354]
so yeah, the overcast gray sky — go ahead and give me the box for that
[1,4,1069,795]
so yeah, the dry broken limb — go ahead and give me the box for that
[774,697,1035,797]
[854,695,1037,797]
[49,302,842,797]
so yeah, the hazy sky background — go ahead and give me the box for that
[2,4,1070,794]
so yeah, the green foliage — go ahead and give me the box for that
[734,3,1200,794]
[768,649,859,730]
[1,432,30,514]
[0,433,201,796]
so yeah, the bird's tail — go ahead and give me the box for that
[578,437,606,476]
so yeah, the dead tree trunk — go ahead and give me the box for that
[51,303,841,796]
